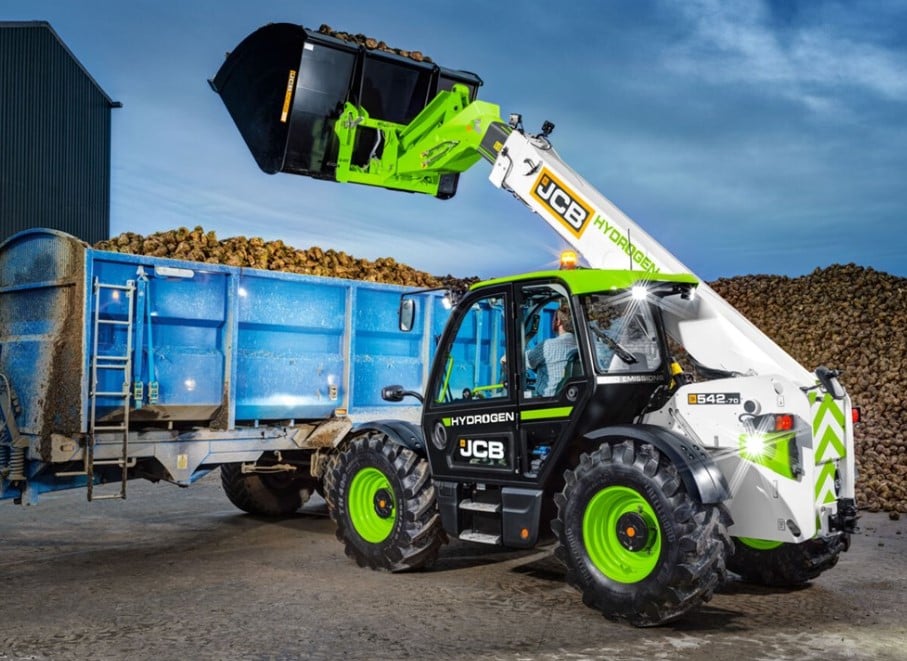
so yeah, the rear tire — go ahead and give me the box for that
[220,463,312,516]
[324,432,445,572]
[727,534,847,586]
[553,439,731,626]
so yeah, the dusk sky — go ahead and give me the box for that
[4,0,906,281]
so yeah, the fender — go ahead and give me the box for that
[583,424,730,504]
[349,419,426,456]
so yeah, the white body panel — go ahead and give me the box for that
[643,376,820,540]
[490,132,812,385]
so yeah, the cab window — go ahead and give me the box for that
[519,284,583,399]
[582,293,662,373]
[434,293,508,403]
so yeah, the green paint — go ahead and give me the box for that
[739,432,796,479]
[816,425,846,463]
[582,486,661,584]
[332,84,502,196]
[737,536,783,551]
[520,407,573,421]
[436,355,455,404]
[809,391,847,461]
[473,269,698,294]
[811,392,846,433]
[348,467,395,544]
[472,383,506,396]
[814,462,838,502]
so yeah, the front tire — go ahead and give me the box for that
[727,534,847,586]
[553,440,731,626]
[324,432,445,572]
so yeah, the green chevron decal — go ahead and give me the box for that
[814,462,838,505]
[810,390,847,509]
[810,391,846,462]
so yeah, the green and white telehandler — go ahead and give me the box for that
[212,23,859,625]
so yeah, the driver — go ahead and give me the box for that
[526,305,577,397]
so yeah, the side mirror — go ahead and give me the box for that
[399,298,415,332]
[382,384,424,404]
[382,385,406,402]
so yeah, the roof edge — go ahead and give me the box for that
[0,20,122,108]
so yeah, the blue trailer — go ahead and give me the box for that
[0,228,448,507]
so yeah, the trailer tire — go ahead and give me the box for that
[220,463,311,516]
[325,431,444,572]
[727,534,847,586]
[553,439,732,627]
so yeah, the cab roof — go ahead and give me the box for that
[471,269,698,295]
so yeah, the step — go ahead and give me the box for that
[458,530,502,545]
[96,364,129,371]
[459,499,501,513]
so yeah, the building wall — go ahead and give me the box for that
[0,22,118,246]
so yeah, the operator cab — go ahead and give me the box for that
[409,270,697,480]
[394,269,697,546]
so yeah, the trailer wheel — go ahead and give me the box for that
[553,439,731,626]
[220,463,312,516]
[325,432,444,572]
[727,534,847,586]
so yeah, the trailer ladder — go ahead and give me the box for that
[85,278,136,500]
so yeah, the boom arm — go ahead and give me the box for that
[486,128,812,384]
[330,85,812,385]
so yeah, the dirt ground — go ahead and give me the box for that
[1,473,905,661]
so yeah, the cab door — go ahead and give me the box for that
[515,280,589,481]
[421,285,519,481]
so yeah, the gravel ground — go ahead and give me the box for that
[1,474,905,661]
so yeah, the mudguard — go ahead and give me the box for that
[584,424,730,505]
[350,419,426,455]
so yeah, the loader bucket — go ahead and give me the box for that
[210,23,483,193]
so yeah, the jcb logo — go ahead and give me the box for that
[459,438,505,460]
[531,169,592,238]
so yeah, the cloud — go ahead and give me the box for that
[666,0,907,112]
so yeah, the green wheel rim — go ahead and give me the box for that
[738,536,783,550]
[348,467,396,543]
[582,485,661,584]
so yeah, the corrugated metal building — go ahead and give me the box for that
[0,21,120,246]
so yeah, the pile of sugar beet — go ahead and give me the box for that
[95,227,905,514]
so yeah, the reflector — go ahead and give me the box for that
[775,414,794,431]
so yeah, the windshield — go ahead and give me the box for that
[580,291,663,373]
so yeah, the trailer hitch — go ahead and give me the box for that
[830,497,860,540]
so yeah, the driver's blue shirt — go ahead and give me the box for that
[526,332,577,397]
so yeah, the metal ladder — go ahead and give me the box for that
[85,278,136,500]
